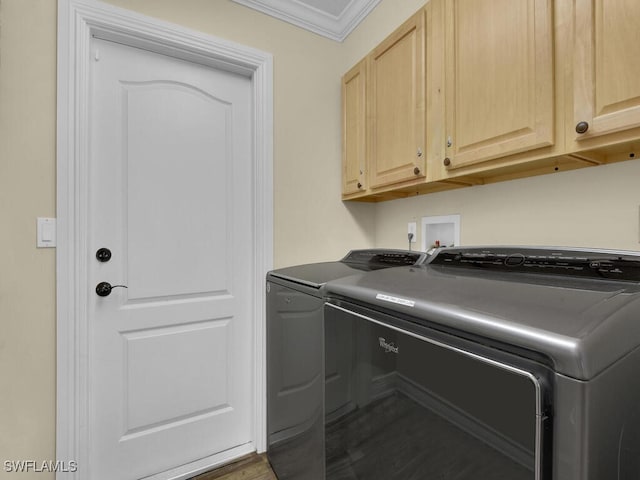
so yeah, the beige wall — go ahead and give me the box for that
[374,161,640,251]
[0,0,58,478]
[2,0,640,478]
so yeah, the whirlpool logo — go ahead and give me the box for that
[378,337,399,354]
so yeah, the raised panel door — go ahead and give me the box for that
[573,0,640,142]
[369,9,426,188]
[342,60,367,195]
[444,0,554,170]
[89,37,253,479]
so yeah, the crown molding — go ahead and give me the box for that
[231,0,382,42]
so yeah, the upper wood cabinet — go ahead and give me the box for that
[572,0,640,145]
[341,0,640,202]
[368,9,427,188]
[442,0,554,171]
[342,60,367,196]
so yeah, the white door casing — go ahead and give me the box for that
[56,1,273,479]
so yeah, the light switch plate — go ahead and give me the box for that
[37,217,56,248]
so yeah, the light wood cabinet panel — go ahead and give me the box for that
[342,60,367,196]
[368,9,426,188]
[443,0,554,170]
[573,0,640,143]
[340,0,640,202]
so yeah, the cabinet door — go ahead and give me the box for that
[444,0,554,170]
[342,60,366,195]
[573,0,640,142]
[369,9,426,188]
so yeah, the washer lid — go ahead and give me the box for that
[324,247,640,380]
[268,261,366,289]
[268,249,425,290]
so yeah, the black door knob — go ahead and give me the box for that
[96,282,128,297]
[96,248,112,262]
[443,157,451,167]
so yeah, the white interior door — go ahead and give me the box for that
[88,37,254,480]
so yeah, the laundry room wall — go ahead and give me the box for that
[373,161,640,252]
[0,1,59,478]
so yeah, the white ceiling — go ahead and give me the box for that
[297,0,351,17]
[230,0,382,42]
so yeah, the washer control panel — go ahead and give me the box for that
[430,247,640,281]
[342,249,425,269]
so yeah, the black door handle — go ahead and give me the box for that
[96,282,128,297]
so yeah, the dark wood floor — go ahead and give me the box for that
[191,453,277,480]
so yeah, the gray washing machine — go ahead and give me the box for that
[266,249,425,480]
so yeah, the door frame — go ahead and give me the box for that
[56,0,273,478]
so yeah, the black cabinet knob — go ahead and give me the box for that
[443,157,451,167]
[357,182,363,189]
[96,282,128,297]
[414,167,421,175]
[576,121,589,134]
